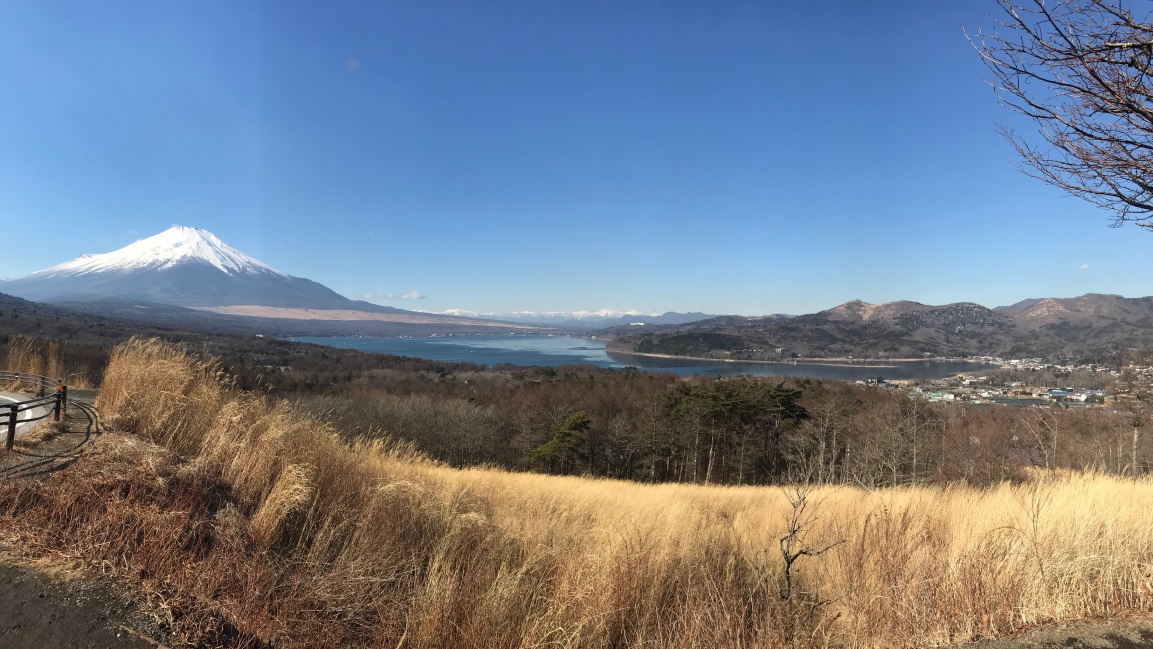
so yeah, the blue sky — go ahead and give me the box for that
[1,0,1150,316]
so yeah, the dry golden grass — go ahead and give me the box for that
[3,335,57,379]
[1,337,1151,648]
[1,334,94,388]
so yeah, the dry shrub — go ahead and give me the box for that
[248,463,314,550]
[98,338,230,455]
[1,337,1151,648]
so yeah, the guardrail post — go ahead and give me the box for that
[6,404,16,451]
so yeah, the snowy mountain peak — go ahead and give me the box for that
[28,226,287,278]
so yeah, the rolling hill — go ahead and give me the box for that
[605,294,1153,362]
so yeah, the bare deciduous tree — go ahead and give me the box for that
[968,0,1153,228]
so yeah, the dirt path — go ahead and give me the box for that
[0,543,168,649]
[950,618,1153,648]
[0,390,172,648]
[0,400,98,479]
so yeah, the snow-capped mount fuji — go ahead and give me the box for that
[38,226,288,278]
[0,226,398,312]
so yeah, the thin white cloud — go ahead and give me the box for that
[1079,263,1090,270]
[362,290,427,301]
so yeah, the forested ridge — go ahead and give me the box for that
[606,294,1153,363]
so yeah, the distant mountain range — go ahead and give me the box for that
[0,227,544,335]
[0,226,718,334]
[438,309,716,328]
[3,227,1150,360]
[604,294,1153,363]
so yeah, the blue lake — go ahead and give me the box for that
[290,335,993,380]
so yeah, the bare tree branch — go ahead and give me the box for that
[967,0,1153,228]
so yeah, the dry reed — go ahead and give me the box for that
[1,334,93,388]
[1,336,1151,648]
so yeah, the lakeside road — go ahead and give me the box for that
[605,348,997,370]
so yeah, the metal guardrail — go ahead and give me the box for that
[0,371,69,450]
[0,371,61,397]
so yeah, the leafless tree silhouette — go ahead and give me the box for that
[969,0,1153,228]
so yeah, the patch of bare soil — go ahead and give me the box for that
[950,617,1153,648]
[0,543,170,649]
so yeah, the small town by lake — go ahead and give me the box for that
[290,335,993,380]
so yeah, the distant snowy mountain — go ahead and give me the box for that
[435,309,715,328]
[0,226,400,312]
[34,227,286,278]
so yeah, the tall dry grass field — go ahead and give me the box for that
[1,334,61,380]
[1,336,1151,648]
[1,334,95,388]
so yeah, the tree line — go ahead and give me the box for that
[295,361,1150,487]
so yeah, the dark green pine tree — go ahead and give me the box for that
[530,411,592,475]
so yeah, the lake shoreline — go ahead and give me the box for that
[293,335,993,380]
[605,348,991,370]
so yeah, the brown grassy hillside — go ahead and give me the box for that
[1,337,1151,648]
